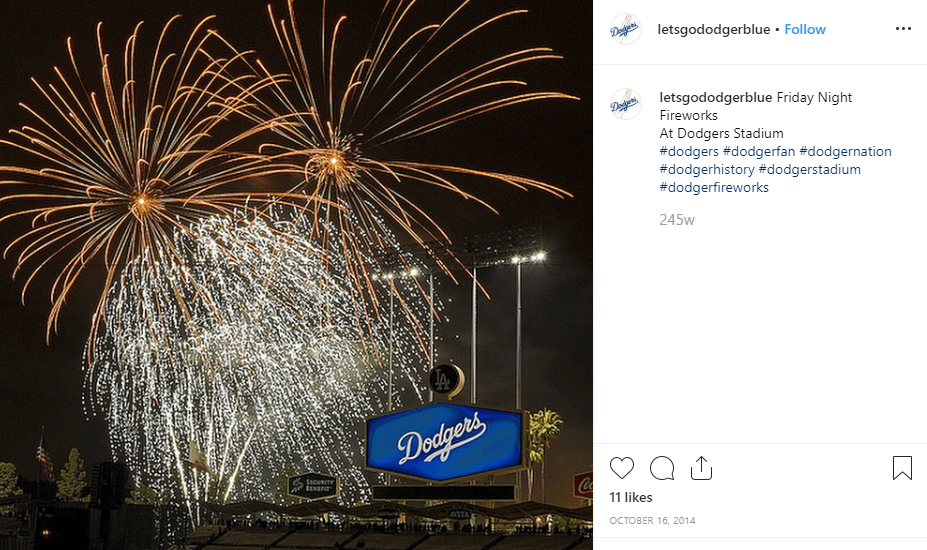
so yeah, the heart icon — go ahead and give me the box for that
[610,456,634,479]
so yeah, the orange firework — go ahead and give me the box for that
[239,0,576,325]
[0,16,287,346]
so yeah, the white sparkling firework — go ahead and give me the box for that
[85,207,434,524]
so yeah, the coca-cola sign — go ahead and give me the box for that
[366,403,526,483]
[573,470,593,500]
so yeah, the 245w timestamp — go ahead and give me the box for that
[660,213,695,226]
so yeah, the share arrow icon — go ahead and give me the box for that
[691,456,712,480]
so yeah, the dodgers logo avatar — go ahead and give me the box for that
[611,88,642,120]
[611,13,642,45]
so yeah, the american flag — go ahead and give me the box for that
[36,433,55,482]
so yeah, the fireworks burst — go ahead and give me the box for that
[241,0,576,313]
[0,2,576,344]
[0,1,575,525]
[0,16,283,348]
[87,208,433,522]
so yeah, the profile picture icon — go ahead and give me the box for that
[611,88,641,120]
[611,14,642,45]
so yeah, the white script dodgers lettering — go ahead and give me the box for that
[397,411,487,464]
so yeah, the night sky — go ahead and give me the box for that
[0,0,591,508]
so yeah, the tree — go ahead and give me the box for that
[0,462,23,514]
[56,448,89,502]
[528,409,563,502]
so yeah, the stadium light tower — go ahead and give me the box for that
[512,251,547,410]
[375,227,545,408]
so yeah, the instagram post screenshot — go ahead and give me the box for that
[0,1,592,549]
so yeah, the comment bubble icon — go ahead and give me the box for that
[650,456,675,480]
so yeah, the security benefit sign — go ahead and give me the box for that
[366,403,526,483]
[288,472,340,501]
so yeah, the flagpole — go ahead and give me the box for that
[36,427,44,502]
[35,427,56,501]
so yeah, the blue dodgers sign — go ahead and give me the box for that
[367,403,526,482]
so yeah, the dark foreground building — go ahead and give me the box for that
[185,524,593,550]
[0,497,187,550]
[1,498,592,550]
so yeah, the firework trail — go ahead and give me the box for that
[0,2,576,345]
[87,207,433,523]
[0,16,287,352]
[234,0,576,321]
